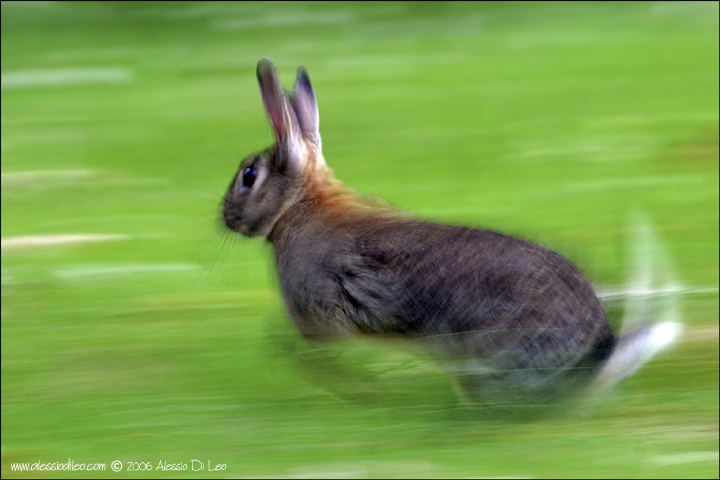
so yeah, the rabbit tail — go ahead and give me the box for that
[588,213,683,394]
[590,321,681,393]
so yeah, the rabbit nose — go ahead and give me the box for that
[223,208,238,231]
[223,212,233,230]
[222,197,239,230]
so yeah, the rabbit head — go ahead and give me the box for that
[223,58,328,237]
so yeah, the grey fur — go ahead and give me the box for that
[223,59,621,404]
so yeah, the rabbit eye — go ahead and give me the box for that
[242,166,257,188]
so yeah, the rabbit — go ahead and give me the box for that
[222,58,678,406]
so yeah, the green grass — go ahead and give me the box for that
[2,2,718,478]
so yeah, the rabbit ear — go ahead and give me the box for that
[292,66,320,147]
[257,59,303,168]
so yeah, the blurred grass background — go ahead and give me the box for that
[1,1,718,478]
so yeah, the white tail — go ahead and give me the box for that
[588,213,683,394]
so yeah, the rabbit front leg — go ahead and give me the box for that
[281,293,361,340]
